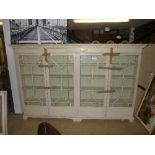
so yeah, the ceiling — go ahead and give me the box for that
[67,19,154,30]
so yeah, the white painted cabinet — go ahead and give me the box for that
[13,44,144,121]
[0,91,7,135]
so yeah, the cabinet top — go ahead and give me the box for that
[11,44,146,50]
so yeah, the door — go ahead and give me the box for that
[47,54,76,117]
[106,54,139,119]
[79,54,107,118]
[18,55,48,116]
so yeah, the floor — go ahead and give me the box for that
[8,114,148,135]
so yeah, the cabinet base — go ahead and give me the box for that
[72,118,82,122]
[22,115,134,123]
[23,116,28,120]
[129,117,134,123]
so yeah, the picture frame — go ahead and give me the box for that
[9,19,67,44]
[136,73,155,134]
[0,91,7,135]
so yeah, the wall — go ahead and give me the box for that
[2,20,22,113]
[134,44,155,114]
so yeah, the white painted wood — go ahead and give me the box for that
[130,51,142,120]
[74,54,80,116]
[14,54,24,112]
[13,44,144,121]
[0,91,7,135]
[12,44,146,50]
[3,20,22,113]
[106,107,132,119]
[47,52,77,116]
[24,105,48,116]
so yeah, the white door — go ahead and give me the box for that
[18,55,48,116]
[106,54,139,119]
[79,54,107,118]
[47,54,77,117]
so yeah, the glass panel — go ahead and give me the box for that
[19,55,46,106]
[109,55,138,107]
[80,55,106,107]
[0,95,2,133]
[48,55,74,106]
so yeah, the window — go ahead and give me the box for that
[28,19,32,25]
[43,19,46,26]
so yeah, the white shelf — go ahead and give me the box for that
[20,63,42,65]
[80,99,104,107]
[111,75,136,79]
[24,98,46,106]
[23,86,74,90]
[80,86,133,91]
[81,88,105,92]
[109,98,132,107]
[81,75,105,77]
[21,74,44,76]
[51,98,74,106]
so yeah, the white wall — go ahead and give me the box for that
[3,19,22,113]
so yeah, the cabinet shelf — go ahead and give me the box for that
[24,98,46,106]
[81,75,105,78]
[49,74,73,78]
[80,63,136,66]
[23,86,74,90]
[48,63,73,65]
[21,74,73,78]
[111,63,136,65]
[20,63,42,65]
[51,103,74,106]
[111,75,136,79]
[111,87,134,90]
[81,87,105,91]
[80,99,104,107]
[109,104,131,107]
[51,98,74,106]
[21,74,44,76]
[81,86,133,91]
[81,75,136,79]
[109,98,132,107]
[80,63,106,65]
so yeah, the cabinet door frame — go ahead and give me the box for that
[46,49,77,117]
[105,51,142,121]
[15,49,48,116]
[79,52,109,118]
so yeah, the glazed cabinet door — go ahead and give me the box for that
[106,54,139,119]
[47,54,76,117]
[79,54,108,118]
[18,54,48,116]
